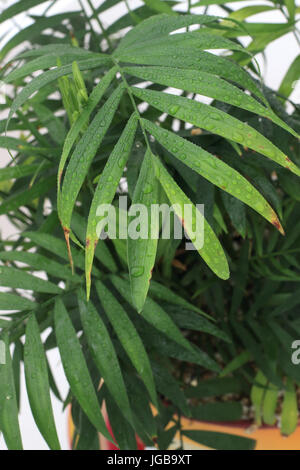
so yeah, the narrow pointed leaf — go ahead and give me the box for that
[120,48,266,102]
[54,298,112,442]
[0,164,51,182]
[95,280,157,406]
[182,430,256,450]
[24,314,60,450]
[85,112,138,298]
[125,65,297,137]
[123,31,246,56]
[57,66,117,206]
[151,361,190,416]
[128,149,159,312]
[149,280,212,318]
[110,276,208,357]
[0,13,85,59]
[133,88,300,176]
[142,0,175,14]
[4,50,101,84]
[0,251,81,283]
[0,0,49,25]
[78,294,133,425]
[116,13,219,51]
[0,266,62,294]
[150,154,229,280]
[0,292,36,311]
[71,212,117,274]
[278,55,300,99]
[0,175,56,215]
[59,84,124,230]
[6,58,110,129]
[143,120,284,234]
[167,307,231,343]
[23,232,84,271]
[0,334,23,450]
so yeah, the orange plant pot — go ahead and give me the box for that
[173,416,300,450]
[68,406,300,450]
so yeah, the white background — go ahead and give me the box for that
[0,0,299,450]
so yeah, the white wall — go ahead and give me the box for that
[0,0,299,450]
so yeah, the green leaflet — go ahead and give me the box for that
[127,149,159,312]
[59,84,124,230]
[12,339,22,411]
[0,0,48,25]
[185,377,242,399]
[279,55,300,99]
[116,13,219,51]
[110,276,211,360]
[0,251,81,283]
[0,266,62,294]
[23,231,75,261]
[0,292,36,311]
[193,0,244,5]
[104,389,137,450]
[142,0,175,14]
[149,280,212,318]
[182,430,255,450]
[0,136,31,150]
[6,57,111,130]
[167,307,231,343]
[122,31,246,57]
[4,51,101,84]
[125,65,297,137]
[281,378,298,436]
[262,382,278,426]
[227,5,276,21]
[15,44,97,59]
[0,175,56,215]
[0,333,23,450]
[0,163,51,182]
[71,212,117,275]
[22,231,91,274]
[119,48,266,103]
[0,13,82,60]
[190,402,242,421]
[33,103,66,145]
[285,0,296,19]
[54,299,112,442]
[250,370,268,426]
[150,154,229,280]
[95,280,157,407]
[151,360,190,416]
[24,314,60,450]
[142,120,284,233]
[57,66,117,208]
[85,112,138,299]
[78,294,133,425]
[143,325,218,369]
[134,88,300,176]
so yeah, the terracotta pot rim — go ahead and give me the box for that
[181,417,300,430]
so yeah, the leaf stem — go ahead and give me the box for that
[114,60,151,152]
[86,0,113,49]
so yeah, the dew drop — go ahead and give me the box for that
[131,266,144,277]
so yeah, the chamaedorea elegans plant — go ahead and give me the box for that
[0,0,300,451]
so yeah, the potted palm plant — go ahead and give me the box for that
[0,0,299,450]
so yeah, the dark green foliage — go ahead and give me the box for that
[0,0,299,451]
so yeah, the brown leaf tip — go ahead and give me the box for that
[272,218,285,235]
